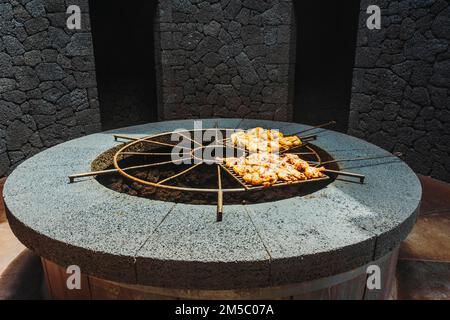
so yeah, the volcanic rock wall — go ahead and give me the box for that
[349,0,450,182]
[0,0,100,176]
[156,0,296,121]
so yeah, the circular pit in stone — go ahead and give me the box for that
[92,130,339,205]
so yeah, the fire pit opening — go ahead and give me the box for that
[92,130,339,205]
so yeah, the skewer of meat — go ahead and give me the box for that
[222,152,325,186]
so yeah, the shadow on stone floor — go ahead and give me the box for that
[0,249,46,300]
[396,175,450,300]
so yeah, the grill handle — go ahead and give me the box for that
[323,169,365,184]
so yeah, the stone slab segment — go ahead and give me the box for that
[136,204,271,290]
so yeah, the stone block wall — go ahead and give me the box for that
[0,0,101,177]
[156,0,296,121]
[349,0,450,182]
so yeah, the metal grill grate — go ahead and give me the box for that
[68,124,388,221]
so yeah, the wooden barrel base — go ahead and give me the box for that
[41,247,398,300]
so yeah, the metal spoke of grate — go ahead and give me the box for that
[157,162,203,186]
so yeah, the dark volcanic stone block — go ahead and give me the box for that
[157,0,295,121]
[349,0,450,182]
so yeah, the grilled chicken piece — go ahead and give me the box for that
[243,172,261,185]
[280,136,302,148]
[224,157,245,167]
[231,128,301,153]
[276,164,306,182]
[242,166,278,187]
[284,153,310,171]
[246,152,279,165]
[231,131,247,146]
[304,166,325,179]
[232,164,252,176]
[257,166,278,186]
[223,150,323,187]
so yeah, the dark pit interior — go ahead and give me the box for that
[89,0,159,130]
[293,0,360,133]
[93,131,339,205]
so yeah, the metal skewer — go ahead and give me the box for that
[322,169,365,184]
[311,152,403,166]
[114,134,191,149]
[69,157,193,183]
[173,131,203,147]
[69,168,120,183]
[157,163,202,185]
[218,163,250,190]
[300,134,317,141]
[289,152,316,155]
[121,152,177,156]
[217,121,325,145]
[141,138,188,149]
[217,165,224,222]
[113,134,139,141]
[287,120,336,136]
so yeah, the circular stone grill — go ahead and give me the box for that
[3,119,422,298]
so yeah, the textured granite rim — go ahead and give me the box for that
[3,119,422,290]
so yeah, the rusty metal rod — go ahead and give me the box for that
[323,169,365,184]
[279,139,315,155]
[121,152,176,156]
[113,134,139,141]
[280,143,309,154]
[287,121,336,136]
[114,134,191,150]
[69,158,193,182]
[218,163,250,190]
[69,168,119,183]
[312,152,403,166]
[244,176,330,190]
[173,131,204,147]
[141,138,186,149]
[300,134,317,141]
[111,134,247,193]
[289,152,316,155]
[157,163,202,185]
[216,165,224,222]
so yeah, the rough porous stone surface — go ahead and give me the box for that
[0,0,101,177]
[155,0,296,121]
[3,119,422,289]
[349,0,450,182]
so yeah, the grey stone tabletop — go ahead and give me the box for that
[2,119,422,289]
